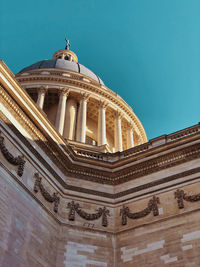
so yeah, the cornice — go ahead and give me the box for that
[69,141,200,185]
[0,63,66,147]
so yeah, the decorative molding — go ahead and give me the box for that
[0,132,25,177]
[120,196,160,225]
[34,173,60,213]
[67,200,110,227]
[175,189,200,209]
[69,143,200,185]
[2,113,200,201]
[1,112,200,200]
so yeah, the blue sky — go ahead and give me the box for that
[1,0,199,140]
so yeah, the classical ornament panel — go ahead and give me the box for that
[0,132,25,177]
[67,200,110,227]
[34,173,60,213]
[175,189,200,209]
[120,196,160,225]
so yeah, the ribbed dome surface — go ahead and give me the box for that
[19,59,104,85]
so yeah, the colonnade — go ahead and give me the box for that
[36,87,135,151]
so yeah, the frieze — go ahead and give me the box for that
[1,112,200,200]
[67,200,110,227]
[120,196,160,225]
[175,188,200,209]
[0,131,25,176]
[34,173,60,213]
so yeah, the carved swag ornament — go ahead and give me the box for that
[67,201,110,227]
[0,132,25,176]
[34,173,60,212]
[120,196,160,225]
[175,189,200,209]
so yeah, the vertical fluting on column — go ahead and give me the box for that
[55,88,69,135]
[98,101,107,146]
[63,98,77,140]
[114,111,123,152]
[37,86,47,109]
[127,122,134,149]
[76,93,89,143]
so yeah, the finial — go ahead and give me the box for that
[65,38,70,50]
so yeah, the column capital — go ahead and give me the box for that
[58,87,70,97]
[114,110,122,119]
[98,100,108,109]
[78,92,90,102]
[126,121,134,130]
[37,86,48,94]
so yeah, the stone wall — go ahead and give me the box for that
[56,227,114,267]
[0,166,115,267]
[117,211,200,266]
[0,125,114,266]
[0,167,59,267]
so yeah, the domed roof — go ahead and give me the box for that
[19,59,104,85]
[18,43,105,87]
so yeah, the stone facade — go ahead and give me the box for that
[0,49,200,267]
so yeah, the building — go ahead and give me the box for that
[0,43,200,266]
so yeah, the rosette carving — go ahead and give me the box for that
[175,189,200,209]
[120,196,160,225]
[0,132,25,177]
[67,201,110,227]
[34,173,60,212]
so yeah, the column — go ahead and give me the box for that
[127,122,134,149]
[63,98,77,140]
[114,111,123,152]
[76,93,89,143]
[55,88,69,135]
[37,86,47,109]
[98,101,107,146]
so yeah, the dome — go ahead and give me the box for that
[19,59,104,85]
[15,42,147,152]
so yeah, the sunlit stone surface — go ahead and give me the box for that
[0,44,200,266]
